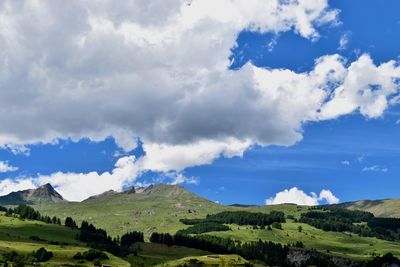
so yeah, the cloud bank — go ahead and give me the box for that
[0,1,399,200]
[266,187,339,206]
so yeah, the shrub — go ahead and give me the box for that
[32,247,53,262]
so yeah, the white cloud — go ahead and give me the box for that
[0,1,399,196]
[0,178,35,195]
[362,165,388,172]
[166,172,200,185]
[319,189,339,204]
[338,32,350,50]
[139,138,252,172]
[266,187,339,206]
[341,160,350,166]
[0,153,200,201]
[36,156,140,201]
[0,161,18,173]
[357,155,365,163]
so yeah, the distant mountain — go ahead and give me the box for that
[0,183,66,205]
[334,199,400,218]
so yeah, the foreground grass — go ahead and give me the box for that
[125,242,209,266]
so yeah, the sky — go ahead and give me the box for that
[0,0,400,205]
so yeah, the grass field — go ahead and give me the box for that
[125,242,209,266]
[205,220,400,261]
[0,213,130,266]
[155,254,254,267]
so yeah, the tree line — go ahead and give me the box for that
[180,210,285,227]
[5,205,61,225]
[176,222,230,235]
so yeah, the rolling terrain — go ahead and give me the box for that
[0,212,130,266]
[0,184,400,266]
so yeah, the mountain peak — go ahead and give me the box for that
[0,183,66,205]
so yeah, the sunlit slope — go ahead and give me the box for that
[206,221,400,261]
[34,184,310,236]
[0,213,129,266]
[336,199,400,218]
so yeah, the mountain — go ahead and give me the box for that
[333,199,400,218]
[0,183,66,205]
[33,184,307,236]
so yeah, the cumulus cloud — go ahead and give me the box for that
[341,160,350,166]
[265,187,339,206]
[0,0,338,152]
[0,1,399,197]
[0,161,18,173]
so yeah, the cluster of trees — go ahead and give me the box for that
[73,249,109,261]
[78,221,145,257]
[150,232,174,246]
[120,231,144,248]
[367,217,400,231]
[2,247,53,265]
[176,222,230,235]
[150,232,289,266]
[180,210,285,227]
[6,205,61,225]
[78,221,121,254]
[64,217,78,228]
[31,247,53,262]
[364,253,400,267]
[300,208,400,241]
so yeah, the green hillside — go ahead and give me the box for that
[1,184,400,266]
[0,212,129,266]
[336,199,400,218]
[32,184,309,237]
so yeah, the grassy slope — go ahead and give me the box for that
[338,199,400,218]
[0,213,129,266]
[207,221,400,260]
[125,242,210,266]
[35,184,309,237]
[28,185,400,262]
[156,254,255,267]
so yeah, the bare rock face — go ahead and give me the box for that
[124,187,136,194]
[135,187,145,194]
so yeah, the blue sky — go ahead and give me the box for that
[0,0,400,205]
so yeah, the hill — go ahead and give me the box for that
[32,184,223,236]
[0,211,129,266]
[0,183,66,205]
[1,184,400,265]
[333,199,400,218]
